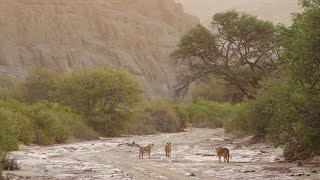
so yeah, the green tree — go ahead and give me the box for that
[172,11,281,99]
[22,67,59,103]
[282,0,320,92]
[191,78,244,103]
[176,99,235,129]
[270,0,320,159]
[230,0,320,159]
[52,66,143,136]
[231,78,293,138]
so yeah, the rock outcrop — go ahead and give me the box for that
[0,0,199,98]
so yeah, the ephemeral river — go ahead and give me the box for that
[4,128,320,179]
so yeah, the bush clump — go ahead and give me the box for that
[228,77,320,160]
[52,66,143,137]
[0,99,98,148]
[177,99,235,129]
[0,153,20,171]
[138,100,186,133]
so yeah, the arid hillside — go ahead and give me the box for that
[177,0,300,26]
[0,0,199,98]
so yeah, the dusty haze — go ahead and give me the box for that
[177,0,300,26]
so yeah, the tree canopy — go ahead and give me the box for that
[53,66,143,116]
[172,11,281,99]
[52,66,143,136]
[229,0,320,159]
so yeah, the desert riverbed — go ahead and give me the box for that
[3,128,320,179]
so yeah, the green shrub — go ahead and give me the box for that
[275,0,320,159]
[229,76,320,159]
[46,103,98,141]
[0,108,19,151]
[149,106,180,133]
[1,66,144,140]
[29,101,98,144]
[124,101,158,135]
[138,99,236,132]
[191,112,210,128]
[0,75,15,100]
[176,100,235,129]
[88,113,126,137]
[1,66,145,138]
[228,78,291,137]
[224,103,249,133]
[266,79,320,160]
[137,100,186,133]
[58,116,97,141]
[10,112,34,145]
[21,67,59,103]
[126,112,157,135]
[67,120,98,140]
[0,99,98,146]
[191,78,244,103]
[52,66,143,136]
[0,99,35,145]
[30,106,61,145]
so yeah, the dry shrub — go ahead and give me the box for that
[191,112,224,128]
[149,106,180,133]
[0,153,20,171]
[191,112,209,128]
[142,101,186,133]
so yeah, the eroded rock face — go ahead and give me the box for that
[0,0,199,98]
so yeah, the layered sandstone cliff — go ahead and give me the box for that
[0,0,199,98]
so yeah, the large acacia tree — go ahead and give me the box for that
[172,11,281,99]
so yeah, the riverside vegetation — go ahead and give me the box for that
[173,0,320,161]
[0,66,239,177]
[0,0,319,177]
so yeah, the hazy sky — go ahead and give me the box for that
[176,0,300,26]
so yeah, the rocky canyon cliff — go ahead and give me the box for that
[0,0,199,98]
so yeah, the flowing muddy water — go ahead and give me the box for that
[3,128,320,179]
